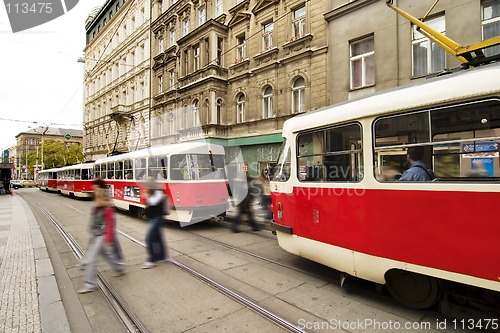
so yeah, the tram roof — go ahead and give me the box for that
[283,62,500,135]
[94,142,225,164]
[58,163,94,171]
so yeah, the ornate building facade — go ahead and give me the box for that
[83,0,151,161]
[325,0,499,104]
[149,0,328,174]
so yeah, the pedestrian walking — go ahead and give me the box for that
[142,177,170,269]
[232,175,261,233]
[78,178,125,294]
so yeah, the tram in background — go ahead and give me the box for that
[94,142,229,226]
[270,62,500,309]
[56,163,94,198]
[37,167,60,192]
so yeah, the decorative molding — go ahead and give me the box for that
[252,0,279,15]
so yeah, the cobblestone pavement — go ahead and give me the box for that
[0,195,41,333]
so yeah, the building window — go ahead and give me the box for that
[169,30,175,47]
[482,0,500,57]
[198,5,206,26]
[263,22,274,50]
[194,45,200,71]
[292,77,305,114]
[158,38,163,54]
[217,37,224,65]
[235,35,246,63]
[350,36,375,89]
[167,112,175,135]
[292,5,306,40]
[216,99,223,125]
[157,0,162,16]
[412,15,446,77]
[182,107,188,129]
[183,19,189,36]
[215,0,223,17]
[262,86,273,118]
[236,93,245,123]
[158,75,163,94]
[193,100,200,126]
[169,70,175,89]
[157,115,163,137]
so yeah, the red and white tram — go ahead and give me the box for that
[94,142,228,226]
[57,163,94,198]
[37,167,60,192]
[271,63,500,309]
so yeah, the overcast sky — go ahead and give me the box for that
[0,0,105,150]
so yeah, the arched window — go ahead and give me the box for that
[204,99,210,125]
[262,85,273,119]
[236,93,245,123]
[216,98,223,125]
[139,117,145,144]
[167,112,175,135]
[157,114,163,137]
[193,99,200,127]
[292,76,305,114]
[182,105,188,129]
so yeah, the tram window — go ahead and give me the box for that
[123,160,133,179]
[95,164,104,179]
[115,161,123,179]
[82,169,91,180]
[148,156,168,179]
[135,158,146,180]
[75,169,81,180]
[107,163,115,179]
[211,155,226,179]
[171,155,189,180]
[374,99,500,181]
[273,141,291,182]
[297,123,363,182]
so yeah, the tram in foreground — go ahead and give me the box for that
[270,62,500,309]
[94,142,229,226]
[56,163,94,198]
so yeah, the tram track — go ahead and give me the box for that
[30,190,499,332]
[36,195,308,333]
[37,204,151,333]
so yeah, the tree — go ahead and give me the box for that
[41,139,84,168]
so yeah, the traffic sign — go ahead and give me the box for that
[65,134,72,140]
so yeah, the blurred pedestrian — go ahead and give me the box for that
[78,178,125,294]
[259,169,272,219]
[142,177,170,269]
[232,176,261,233]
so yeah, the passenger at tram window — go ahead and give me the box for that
[398,146,435,181]
[377,166,400,181]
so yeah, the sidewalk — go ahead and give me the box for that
[0,194,70,333]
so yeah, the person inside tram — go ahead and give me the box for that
[398,146,435,181]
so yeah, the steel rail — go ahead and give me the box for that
[37,204,151,333]
[39,199,307,332]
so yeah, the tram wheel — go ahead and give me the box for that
[385,270,440,309]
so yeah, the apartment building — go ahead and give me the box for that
[325,0,500,104]
[14,127,83,179]
[83,0,151,161]
[150,0,328,174]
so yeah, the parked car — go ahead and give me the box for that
[10,180,23,189]
[20,179,37,188]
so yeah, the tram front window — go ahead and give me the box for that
[272,141,291,182]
